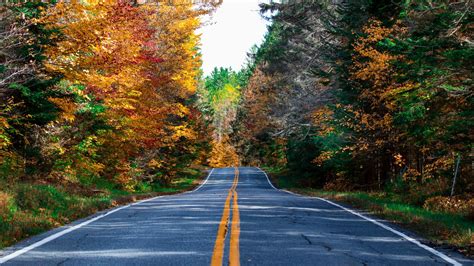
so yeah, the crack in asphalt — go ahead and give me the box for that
[321,243,333,252]
[363,241,383,255]
[300,234,312,245]
[341,252,369,266]
[127,211,138,218]
[56,257,70,266]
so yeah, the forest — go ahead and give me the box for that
[206,0,473,200]
[0,0,473,255]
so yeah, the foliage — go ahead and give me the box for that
[1,1,216,190]
[199,67,243,166]
[208,136,239,168]
[232,0,473,204]
[424,196,474,218]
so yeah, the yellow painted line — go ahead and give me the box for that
[211,189,232,266]
[211,168,240,266]
[229,189,240,266]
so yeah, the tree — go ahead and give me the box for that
[0,0,217,188]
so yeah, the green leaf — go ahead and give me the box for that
[440,84,465,92]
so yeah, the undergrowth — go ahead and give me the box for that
[0,167,204,249]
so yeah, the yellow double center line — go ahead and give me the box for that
[211,168,240,266]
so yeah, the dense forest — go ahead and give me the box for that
[0,0,472,254]
[205,0,473,204]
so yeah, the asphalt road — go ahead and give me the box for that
[0,167,471,265]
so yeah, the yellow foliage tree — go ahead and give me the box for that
[38,0,216,188]
[208,136,240,168]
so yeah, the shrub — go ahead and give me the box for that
[15,185,67,212]
[10,211,53,240]
[0,191,14,220]
[424,196,474,219]
[404,178,450,206]
[323,178,354,192]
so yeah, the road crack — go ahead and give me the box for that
[301,234,312,245]
[342,252,369,266]
[56,257,70,266]
[321,243,332,251]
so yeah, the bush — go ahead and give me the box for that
[15,185,67,212]
[423,196,474,219]
[0,185,112,248]
[404,178,449,206]
[323,178,354,192]
[9,211,53,242]
[0,191,14,220]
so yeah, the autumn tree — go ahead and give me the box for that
[0,3,61,180]
[0,0,218,190]
[200,67,243,167]
[233,0,473,199]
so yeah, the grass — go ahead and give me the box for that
[0,168,206,249]
[263,167,474,258]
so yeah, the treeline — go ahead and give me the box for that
[231,0,473,204]
[198,67,247,167]
[0,1,215,191]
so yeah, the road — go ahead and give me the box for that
[0,167,471,265]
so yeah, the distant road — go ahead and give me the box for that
[0,167,471,265]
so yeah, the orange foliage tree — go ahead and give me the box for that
[208,136,240,168]
[36,0,215,189]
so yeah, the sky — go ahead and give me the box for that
[198,0,270,75]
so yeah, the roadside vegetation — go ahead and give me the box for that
[231,1,473,204]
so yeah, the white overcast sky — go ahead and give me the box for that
[198,0,270,75]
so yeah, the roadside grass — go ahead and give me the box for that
[263,167,474,258]
[0,167,206,249]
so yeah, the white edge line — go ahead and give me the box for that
[185,168,214,193]
[316,197,462,266]
[256,168,462,266]
[0,168,215,264]
[0,204,128,264]
[257,167,277,190]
